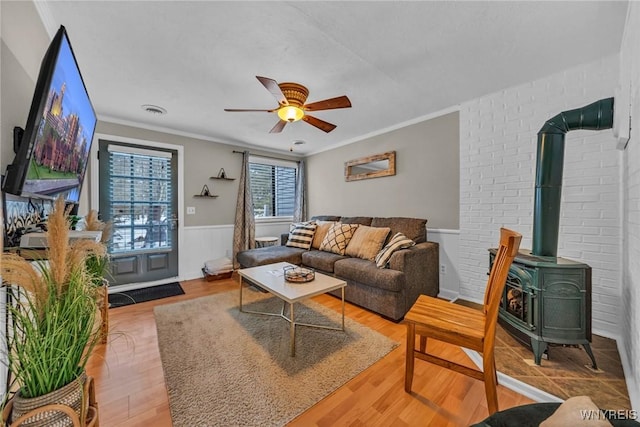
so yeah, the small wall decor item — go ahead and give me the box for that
[345,151,396,181]
[217,168,227,179]
[200,185,211,197]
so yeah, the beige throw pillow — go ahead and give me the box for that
[319,223,359,255]
[540,396,612,427]
[311,221,335,249]
[345,226,391,261]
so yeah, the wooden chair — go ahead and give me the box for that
[404,227,522,414]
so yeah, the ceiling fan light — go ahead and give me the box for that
[278,106,304,122]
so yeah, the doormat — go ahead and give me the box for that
[108,282,184,308]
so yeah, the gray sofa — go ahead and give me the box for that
[236,216,439,321]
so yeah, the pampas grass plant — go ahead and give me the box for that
[82,209,112,287]
[1,197,107,399]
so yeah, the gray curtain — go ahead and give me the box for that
[232,151,255,269]
[293,160,307,223]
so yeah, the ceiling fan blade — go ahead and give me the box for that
[224,108,276,112]
[302,115,337,133]
[269,120,287,134]
[303,95,351,112]
[256,76,289,106]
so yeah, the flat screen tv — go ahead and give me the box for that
[2,25,96,204]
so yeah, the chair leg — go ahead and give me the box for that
[419,335,427,352]
[483,355,499,414]
[405,322,416,393]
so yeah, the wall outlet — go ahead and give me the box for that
[186,206,196,215]
[440,264,446,275]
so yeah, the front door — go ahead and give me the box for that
[98,140,179,287]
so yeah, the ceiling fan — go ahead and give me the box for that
[224,76,352,133]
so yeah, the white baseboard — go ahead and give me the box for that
[617,337,640,410]
[437,289,459,301]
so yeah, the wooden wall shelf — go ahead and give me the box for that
[193,195,218,198]
[209,176,235,181]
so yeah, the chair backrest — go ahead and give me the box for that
[482,228,522,340]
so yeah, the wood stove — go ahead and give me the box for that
[489,97,614,369]
[490,249,597,368]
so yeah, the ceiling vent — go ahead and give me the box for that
[141,104,167,115]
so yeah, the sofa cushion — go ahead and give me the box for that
[301,250,347,273]
[375,232,416,268]
[340,216,373,226]
[311,221,336,249]
[236,246,305,268]
[286,222,317,250]
[320,223,359,255]
[334,258,406,292]
[345,225,391,261]
[370,217,427,243]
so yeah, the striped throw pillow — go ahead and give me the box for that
[375,232,416,268]
[286,222,317,250]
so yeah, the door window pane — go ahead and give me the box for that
[108,150,172,253]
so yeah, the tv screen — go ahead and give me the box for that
[2,25,96,204]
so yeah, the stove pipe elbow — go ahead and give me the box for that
[532,97,614,257]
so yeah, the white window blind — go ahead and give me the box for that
[108,148,172,253]
[249,158,297,218]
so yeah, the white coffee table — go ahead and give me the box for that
[237,262,346,356]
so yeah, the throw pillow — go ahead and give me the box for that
[375,232,416,268]
[345,225,391,261]
[286,222,317,250]
[311,221,335,249]
[319,223,360,255]
[540,396,612,427]
[289,220,315,232]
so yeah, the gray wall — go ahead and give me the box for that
[95,121,299,227]
[306,111,460,230]
[1,1,51,174]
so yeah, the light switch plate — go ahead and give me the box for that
[186,206,196,215]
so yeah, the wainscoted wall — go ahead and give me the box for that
[459,55,622,338]
[180,221,290,280]
[428,229,460,300]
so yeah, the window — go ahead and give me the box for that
[107,145,173,253]
[249,157,297,218]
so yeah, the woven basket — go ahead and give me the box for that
[10,372,87,427]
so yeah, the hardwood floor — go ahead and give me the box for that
[87,276,533,426]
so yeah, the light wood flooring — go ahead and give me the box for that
[87,276,533,426]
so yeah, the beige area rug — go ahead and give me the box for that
[154,289,399,426]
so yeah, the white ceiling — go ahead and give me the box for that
[37,1,628,155]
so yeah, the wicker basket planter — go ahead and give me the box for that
[10,372,87,427]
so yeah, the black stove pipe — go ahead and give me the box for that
[532,97,614,257]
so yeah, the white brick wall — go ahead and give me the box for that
[459,55,622,337]
[619,2,640,411]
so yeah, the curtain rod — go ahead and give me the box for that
[233,150,300,163]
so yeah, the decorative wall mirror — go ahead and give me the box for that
[345,151,396,182]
